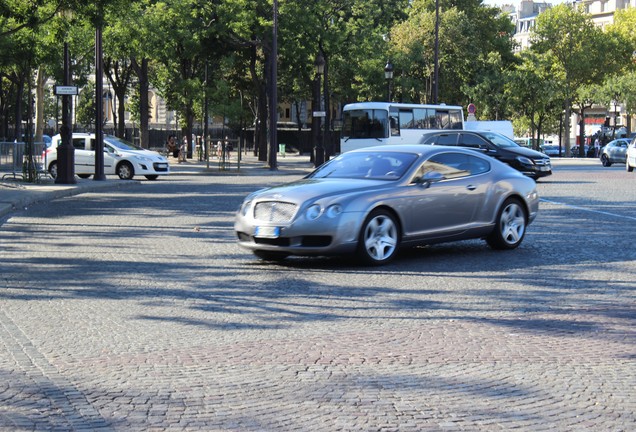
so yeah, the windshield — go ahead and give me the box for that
[481,131,519,148]
[104,135,143,151]
[309,151,418,180]
[342,109,389,139]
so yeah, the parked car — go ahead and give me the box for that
[419,130,552,179]
[234,145,539,265]
[600,138,631,167]
[626,138,636,172]
[44,133,170,180]
[541,144,560,157]
[570,144,591,158]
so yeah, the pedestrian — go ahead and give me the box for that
[166,135,178,159]
[594,136,600,158]
[179,136,187,163]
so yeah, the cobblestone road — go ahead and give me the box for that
[0,159,634,431]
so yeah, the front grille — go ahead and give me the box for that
[253,201,297,223]
[153,162,169,172]
[534,159,551,167]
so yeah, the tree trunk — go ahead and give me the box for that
[35,67,46,141]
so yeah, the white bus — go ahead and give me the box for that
[340,102,464,153]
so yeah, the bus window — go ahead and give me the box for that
[342,109,389,139]
[449,109,463,129]
[390,111,400,136]
[399,109,415,129]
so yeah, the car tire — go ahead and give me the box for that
[253,250,289,261]
[627,160,634,172]
[357,209,400,265]
[601,155,612,167]
[78,174,91,179]
[487,198,527,250]
[48,161,58,179]
[145,175,159,180]
[116,161,134,180]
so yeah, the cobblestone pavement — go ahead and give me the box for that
[0,158,634,431]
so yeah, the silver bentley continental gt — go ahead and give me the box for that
[234,145,539,265]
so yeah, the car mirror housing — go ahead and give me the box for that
[418,171,445,188]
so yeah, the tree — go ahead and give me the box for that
[531,4,629,155]
[506,50,562,150]
[390,0,515,108]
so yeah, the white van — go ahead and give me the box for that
[464,120,514,139]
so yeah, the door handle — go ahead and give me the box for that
[466,185,477,191]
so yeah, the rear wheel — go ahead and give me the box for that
[253,250,289,261]
[601,154,612,167]
[357,209,400,265]
[145,175,159,180]
[116,161,134,180]
[486,198,527,250]
[78,174,91,179]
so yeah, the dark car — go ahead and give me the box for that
[420,130,552,179]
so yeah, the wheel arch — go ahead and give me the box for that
[365,204,403,237]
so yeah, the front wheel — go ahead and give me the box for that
[357,209,400,265]
[145,175,159,180]
[601,155,612,167]
[116,161,134,180]
[486,198,527,250]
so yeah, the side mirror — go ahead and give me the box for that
[417,171,445,188]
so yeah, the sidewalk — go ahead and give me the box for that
[0,153,315,220]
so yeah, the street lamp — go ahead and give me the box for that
[313,50,326,167]
[384,60,394,102]
[433,0,440,104]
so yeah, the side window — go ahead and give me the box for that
[420,135,437,144]
[460,133,489,149]
[72,138,86,150]
[413,153,472,180]
[437,134,458,146]
[88,139,96,151]
[467,155,490,175]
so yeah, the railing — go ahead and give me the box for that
[0,141,49,182]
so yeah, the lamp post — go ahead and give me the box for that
[433,0,440,104]
[268,0,279,170]
[55,42,76,184]
[313,50,326,167]
[384,60,394,102]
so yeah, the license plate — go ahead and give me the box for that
[157,163,168,169]
[254,226,280,238]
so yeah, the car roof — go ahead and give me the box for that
[347,144,488,157]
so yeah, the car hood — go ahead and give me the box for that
[250,178,390,203]
[113,148,167,161]
[502,146,549,159]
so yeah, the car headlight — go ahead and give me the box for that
[239,200,252,217]
[516,156,534,166]
[325,204,343,218]
[133,156,153,163]
[306,204,321,220]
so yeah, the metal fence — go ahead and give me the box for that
[0,141,49,182]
